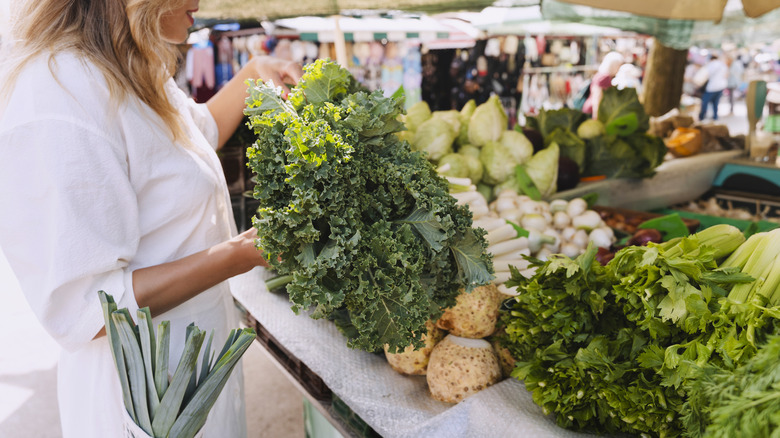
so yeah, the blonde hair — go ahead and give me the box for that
[2,0,187,141]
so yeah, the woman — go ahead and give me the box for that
[583,51,624,118]
[698,54,729,122]
[0,0,302,436]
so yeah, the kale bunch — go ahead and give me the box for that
[244,60,492,353]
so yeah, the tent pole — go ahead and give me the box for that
[332,15,348,67]
[642,38,687,117]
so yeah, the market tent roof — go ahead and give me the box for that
[555,0,780,21]
[542,0,780,48]
[270,15,478,49]
[195,0,497,20]
[468,6,625,36]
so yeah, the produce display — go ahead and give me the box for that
[402,97,559,201]
[450,180,616,283]
[244,59,493,354]
[525,87,667,181]
[498,225,780,437]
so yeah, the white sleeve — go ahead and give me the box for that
[0,118,141,352]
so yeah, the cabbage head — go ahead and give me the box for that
[433,110,461,134]
[412,117,456,161]
[458,144,481,159]
[468,95,508,147]
[457,99,476,146]
[401,100,432,132]
[525,142,560,198]
[438,153,471,179]
[576,119,606,139]
[479,130,534,184]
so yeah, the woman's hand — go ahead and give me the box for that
[231,227,269,272]
[248,56,303,98]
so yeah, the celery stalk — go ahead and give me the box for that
[763,257,780,306]
[721,232,766,270]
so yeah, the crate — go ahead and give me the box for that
[593,205,700,235]
[245,314,332,401]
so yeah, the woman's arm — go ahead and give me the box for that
[132,228,267,316]
[93,228,267,339]
[206,56,303,149]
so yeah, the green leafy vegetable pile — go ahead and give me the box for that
[497,225,780,437]
[244,59,493,353]
[525,87,666,179]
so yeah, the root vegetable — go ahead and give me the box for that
[521,214,548,231]
[436,284,503,339]
[560,243,581,258]
[493,271,512,285]
[487,237,529,257]
[589,227,613,249]
[426,335,502,403]
[566,198,588,218]
[473,217,506,232]
[550,199,568,213]
[553,211,571,229]
[572,210,603,231]
[384,321,444,375]
[486,224,517,245]
[490,336,517,379]
[571,229,589,249]
[493,258,531,272]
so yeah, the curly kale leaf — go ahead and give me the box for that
[245,59,492,353]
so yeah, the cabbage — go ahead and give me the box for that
[525,142,560,198]
[479,130,534,185]
[433,110,461,134]
[458,144,481,159]
[401,100,432,132]
[468,95,508,147]
[463,154,484,184]
[438,153,471,178]
[412,118,456,161]
[457,99,476,146]
[576,119,606,139]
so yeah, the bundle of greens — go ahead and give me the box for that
[499,225,756,437]
[524,87,666,179]
[244,59,493,354]
[99,291,254,438]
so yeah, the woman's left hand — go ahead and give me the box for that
[249,56,304,98]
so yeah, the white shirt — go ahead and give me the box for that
[0,52,246,437]
[704,59,729,92]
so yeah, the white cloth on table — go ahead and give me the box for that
[0,52,246,438]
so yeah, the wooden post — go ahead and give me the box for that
[642,38,689,117]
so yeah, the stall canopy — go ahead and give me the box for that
[466,5,625,36]
[272,14,477,47]
[542,0,780,48]
[196,0,498,20]
[556,0,780,21]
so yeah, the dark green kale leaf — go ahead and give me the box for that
[245,59,492,353]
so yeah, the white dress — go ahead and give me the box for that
[0,53,247,438]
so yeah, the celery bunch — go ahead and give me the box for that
[98,291,255,438]
[722,228,780,306]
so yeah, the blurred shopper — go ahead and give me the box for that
[726,56,745,115]
[698,54,729,121]
[583,51,624,118]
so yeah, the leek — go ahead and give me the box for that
[98,292,256,438]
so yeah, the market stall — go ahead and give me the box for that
[192,3,780,438]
